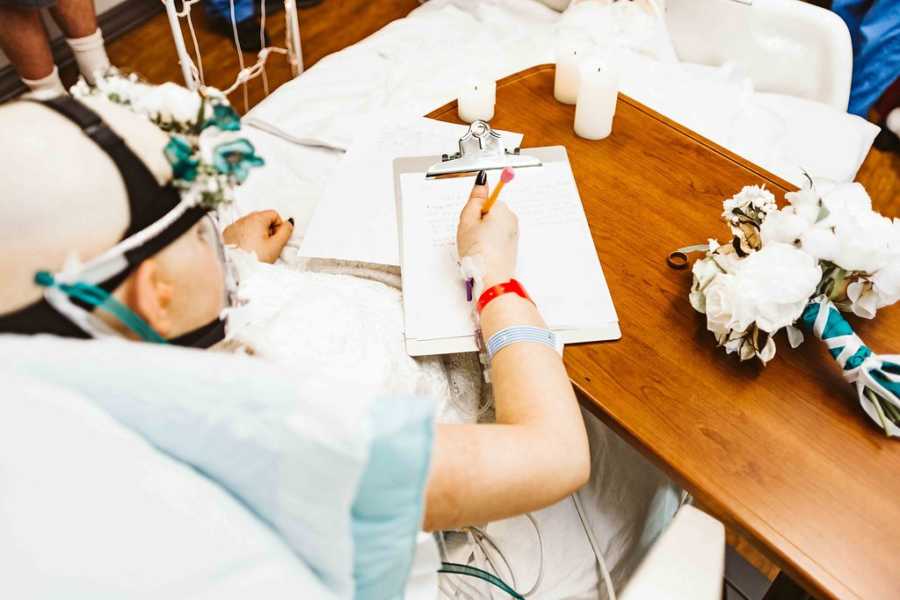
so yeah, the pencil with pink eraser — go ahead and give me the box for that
[481,167,515,216]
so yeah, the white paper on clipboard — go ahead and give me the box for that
[395,146,621,357]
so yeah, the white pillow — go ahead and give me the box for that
[617,53,879,187]
[727,92,879,186]
[0,371,335,600]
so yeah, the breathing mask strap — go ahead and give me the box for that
[34,271,167,344]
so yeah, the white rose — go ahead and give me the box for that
[830,209,895,273]
[798,227,839,262]
[703,274,742,336]
[733,243,821,333]
[760,208,812,246]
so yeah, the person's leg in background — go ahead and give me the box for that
[203,0,269,53]
[49,0,110,84]
[203,0,323,53]
[0,3,65,95]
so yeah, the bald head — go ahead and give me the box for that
[0,96,173,312]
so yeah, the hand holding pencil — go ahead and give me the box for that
[458,168,519,289]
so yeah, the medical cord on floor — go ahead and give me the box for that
[436,494,616,599]
[437,512,541,599]
[573,490,617,600]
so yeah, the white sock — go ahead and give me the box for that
[21,66,66,98]
[66,29,111,85]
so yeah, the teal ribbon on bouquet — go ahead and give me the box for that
[801,296,900,437]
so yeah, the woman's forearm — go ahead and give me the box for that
[423,294,590,532]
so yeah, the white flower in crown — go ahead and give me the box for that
[132,82,207,125]
[72,70,264,211]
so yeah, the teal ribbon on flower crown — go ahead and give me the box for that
[801,296,900,438]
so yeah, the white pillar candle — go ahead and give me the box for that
[554,42,582,105]
[574,58,619,140]
[457,79,496,123]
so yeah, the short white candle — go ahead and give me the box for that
[457,79,496,123]
[574,58,619,140]
[554,42,582,105]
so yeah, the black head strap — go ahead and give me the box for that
[0,96,213,345]
[36,95,183,239]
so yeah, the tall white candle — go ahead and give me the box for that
[554,42,582,105]
[574,58,619,140]
[457,79,496,123]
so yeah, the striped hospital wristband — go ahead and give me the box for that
[486,326,560,361]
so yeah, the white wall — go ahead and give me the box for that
[0,0,126,69]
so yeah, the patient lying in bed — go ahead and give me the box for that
[0,90,676,599]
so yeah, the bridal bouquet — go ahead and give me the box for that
[688,181,900,437]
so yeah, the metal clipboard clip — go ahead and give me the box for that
[425,120,542,178]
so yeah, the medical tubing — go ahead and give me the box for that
[470,528,509,594]
[35,272,166,343]
[466,529,495,599]
[521,513,544,597]
[471,527,517,589]
[437,532,481,600]
[439,563,524,600]
[572,492,617,600]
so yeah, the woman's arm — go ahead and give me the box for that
[422,174,590,532]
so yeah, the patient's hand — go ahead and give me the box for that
[457,172,519,287]
[223,210,294,264]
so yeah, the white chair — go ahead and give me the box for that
[620,504,726,600]
[665,0,852,111]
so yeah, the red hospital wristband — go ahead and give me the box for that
[476,279,534,314]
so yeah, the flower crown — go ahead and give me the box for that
[71,70,263,211]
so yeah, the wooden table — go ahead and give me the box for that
[429,65,900,600]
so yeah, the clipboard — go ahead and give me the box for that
[393,121,621,357]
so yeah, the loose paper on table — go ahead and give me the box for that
[397,150,620,356]
[300,117,523,267]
